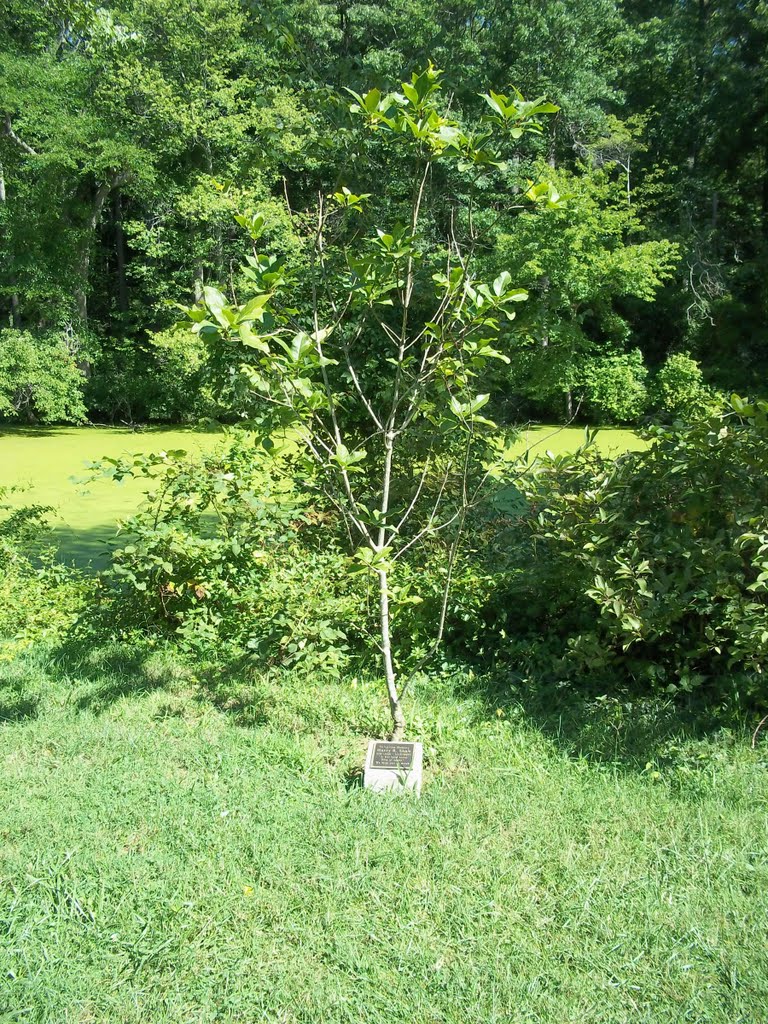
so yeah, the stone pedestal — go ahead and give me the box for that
[363,740,423,796]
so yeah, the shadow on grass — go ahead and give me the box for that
[192,659,271,728]
[0,674,40,723]
[53,612,744,764]
[52,639,173,714]
[53,623,384,738]
[344,765,364,791]
[53,631,273,725]
[455,666,747,771]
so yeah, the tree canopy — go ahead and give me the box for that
[0,0,765,423]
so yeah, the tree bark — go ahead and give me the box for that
[378,568,405,741]
[194,265,204,300]
[74,172,129,327]
[0,159,21,328]
[377,429,405,740]
[74,178,113,325]
[114,191,128,318]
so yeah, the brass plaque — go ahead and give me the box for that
[371,742,415,770]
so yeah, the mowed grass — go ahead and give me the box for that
[0,424,645,568]
[1,645,767,1023]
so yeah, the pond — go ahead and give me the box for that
[0,423,646,568]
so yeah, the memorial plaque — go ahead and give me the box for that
[370,742,414,770]
[363,740,423,796]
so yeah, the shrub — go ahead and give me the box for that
[651,352,719,419]
[579,349,648,423]
[0,330,86,424]
[86,328,217,424]
[0,487,89,658]
[510,398,768,698]
[92,434,365,677]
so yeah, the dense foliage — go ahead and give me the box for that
[93,435,361,675]
[485,397,768,701]
[0,486,88,659]
[0,329,86,423]
[1,1,765,424]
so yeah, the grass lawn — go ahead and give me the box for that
[0,424,646,568]
[1,645,766,1023]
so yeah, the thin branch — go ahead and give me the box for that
[2,114,37,156]
[393,461,455,560]
[282,176,293,218]
[752,713,768,749]
[395,456,432,534]
[339,328,384,430]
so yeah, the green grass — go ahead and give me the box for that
[0,424,645,568]
[1,645,766,1023]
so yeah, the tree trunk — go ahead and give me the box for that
[540,275,550,348]
[74,177,114,327]
[194,265,204,300]
[114,191,128,318]
[377,430,405,740]
[0,159,21,328]
[378,567,405,740]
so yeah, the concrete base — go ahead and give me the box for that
[363,740,423,796]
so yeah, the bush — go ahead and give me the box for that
[579,349,648,423]
[0,329,86,423]
[507,398,768,698]
[86,328,217,424]
[0,487,89,658]
[92,434,365,676]
[650,352,719,420]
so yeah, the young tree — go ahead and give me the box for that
[184,66,560,738]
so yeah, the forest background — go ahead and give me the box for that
[1,0,766,427]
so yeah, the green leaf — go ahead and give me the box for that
[468,393,490,415]
[363,88,382,112]
[482,91,508,118]
[238,294,271,321]
[290,332,313,363]
[238,324,270,352]
[401,82,419,105]
[203,286,227,312]
[492,271,512,297]
[332,443,367,470]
